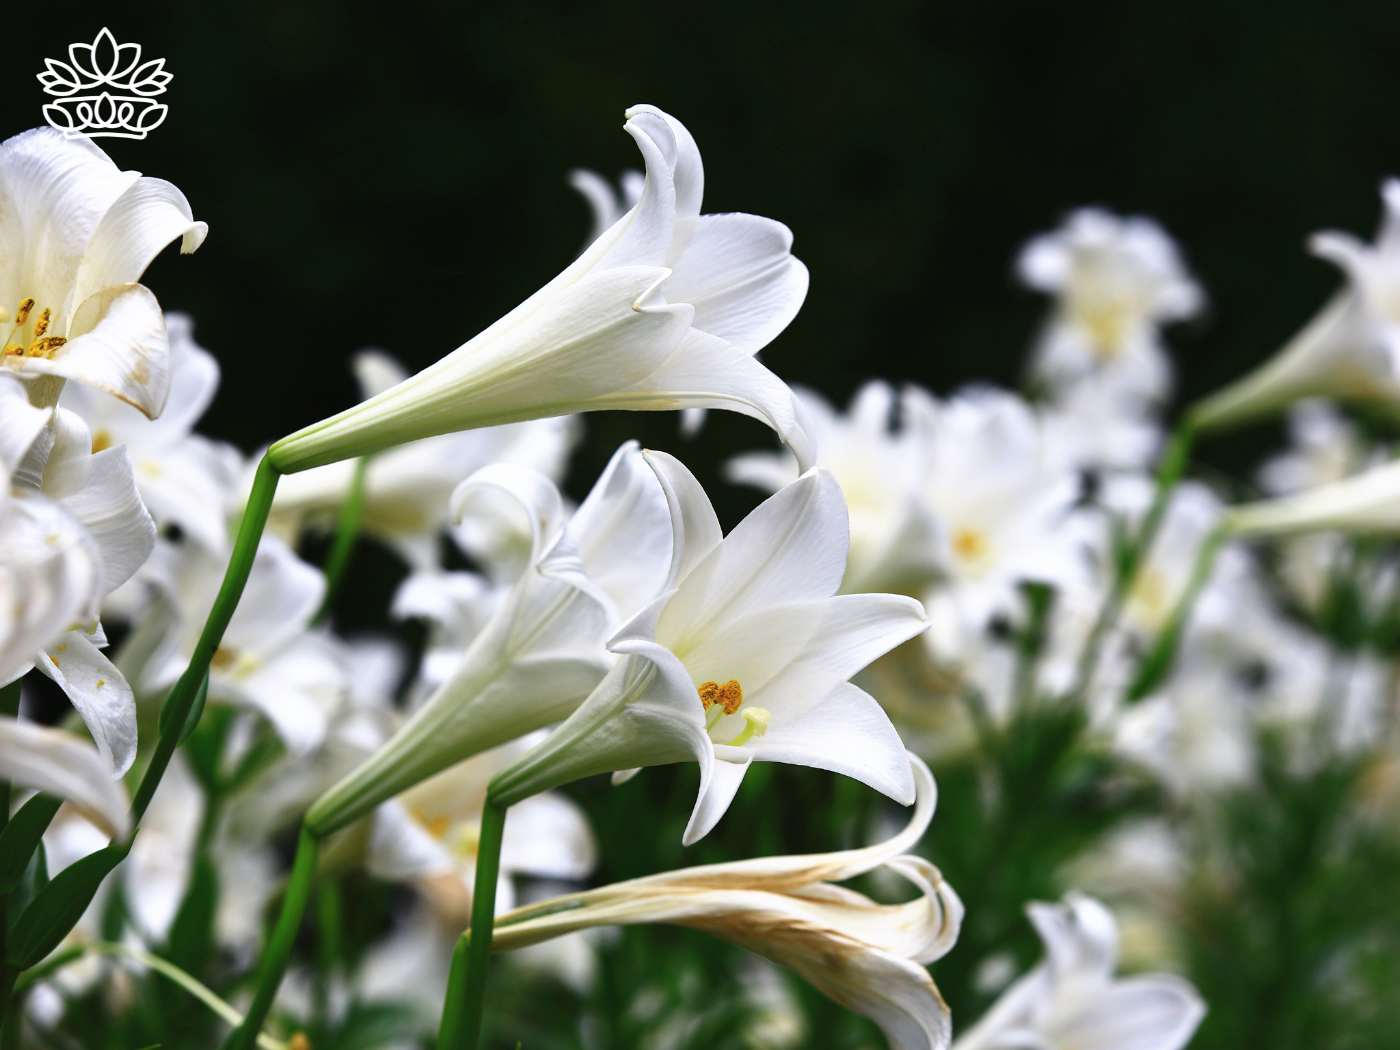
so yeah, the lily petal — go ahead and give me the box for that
[36,629,137,775]
[0,714,129,838]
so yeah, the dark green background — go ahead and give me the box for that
[6,0,1398,504]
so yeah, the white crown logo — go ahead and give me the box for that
[36,27,171,140]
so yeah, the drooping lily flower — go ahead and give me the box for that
[306,441,673,834]
[0,128,206,415]
[1018,208,1202,405]
[268,350,578,569]
[0,715,129,838]
[268,105,813,474]
[953,893,1204,1050]
[491,754,962,1050]
[1192,180,1400,430]
[492,452,926,845]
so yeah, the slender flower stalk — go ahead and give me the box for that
[129,455,282,826]
[437,798,506,1050]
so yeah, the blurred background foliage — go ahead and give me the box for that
[7,3,1400,1048]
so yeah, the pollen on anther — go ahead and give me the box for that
[33,308,50,339]
[14,298,34,325]
[697,679,743,714]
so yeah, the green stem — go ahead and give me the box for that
[438,797,507,1050]
[1125,524,1229,701]
[313,880,343,1026]
[313,456,370,625]
[220,826,319,1050]
[130,455,282,827]
[1070,419,1197,700]
[436,933,473,1049]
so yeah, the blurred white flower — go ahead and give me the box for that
[728,382,942,595]
[903,387,1086,668]
[1041,375,1163,474]
[569,167,644,245]
[269,350,578,569]
[269,104,813,474]
[308,441,673,833]
[143,535,348,754]
[1193,180,1400,428]
[495,453,925,845]
[62,313,238,553]
[1019,208,1202,404]
[495,754,960,1050]
[954,893,1204,1050]
[0,128,206,416]
[360,735,596,923]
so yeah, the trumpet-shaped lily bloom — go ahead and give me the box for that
[1019,208,1202,404]
[0,128,206,416]
[493,452,927,845]
[269,350,578,569]
[491,754,962,1050]
[1227,454,1400,537]
[1193,180,1400,429]
[0,715,129,838]
[728,382,942,595]
[953,893,1204,1050]
[306,441,673,834]
[268,105,812,474]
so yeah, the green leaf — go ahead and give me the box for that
[165,855,218,973]
[0,794,62,893]
[6,843,127,968]
[7,840,49,925]
[158,671,209,748]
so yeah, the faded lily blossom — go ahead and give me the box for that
[0,128,206,416]
[268,105,813,474]
[491,755,962,1050]
[1019,208,1202,404]
[306,442,673,834]
[1193,180,1400,430]
[493,452,926,845]
[954,893,1204,1050]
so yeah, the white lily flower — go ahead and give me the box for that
[728,382,942,595]
[1040,375,1163,474]
[359,736,596,923]
[0,128,206,415]
[269,350,579,569]
[307,441,673,833]
[493,452,926,845]
[1192,180,1400,429]
[9,407,154,774]
[1227,454,1400,537]
[0,716,129,838]
[269,105,813,473]
[61,313,238,552]
[1019,208,1202,404]
[901,387,1086,667]
[492,755,962,1050]
[953,893,1204,1050]
[143,535,348,754]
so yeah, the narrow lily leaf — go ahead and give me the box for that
[0,793,63,893]
[7,842,127,968]
[6,840,49,928]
